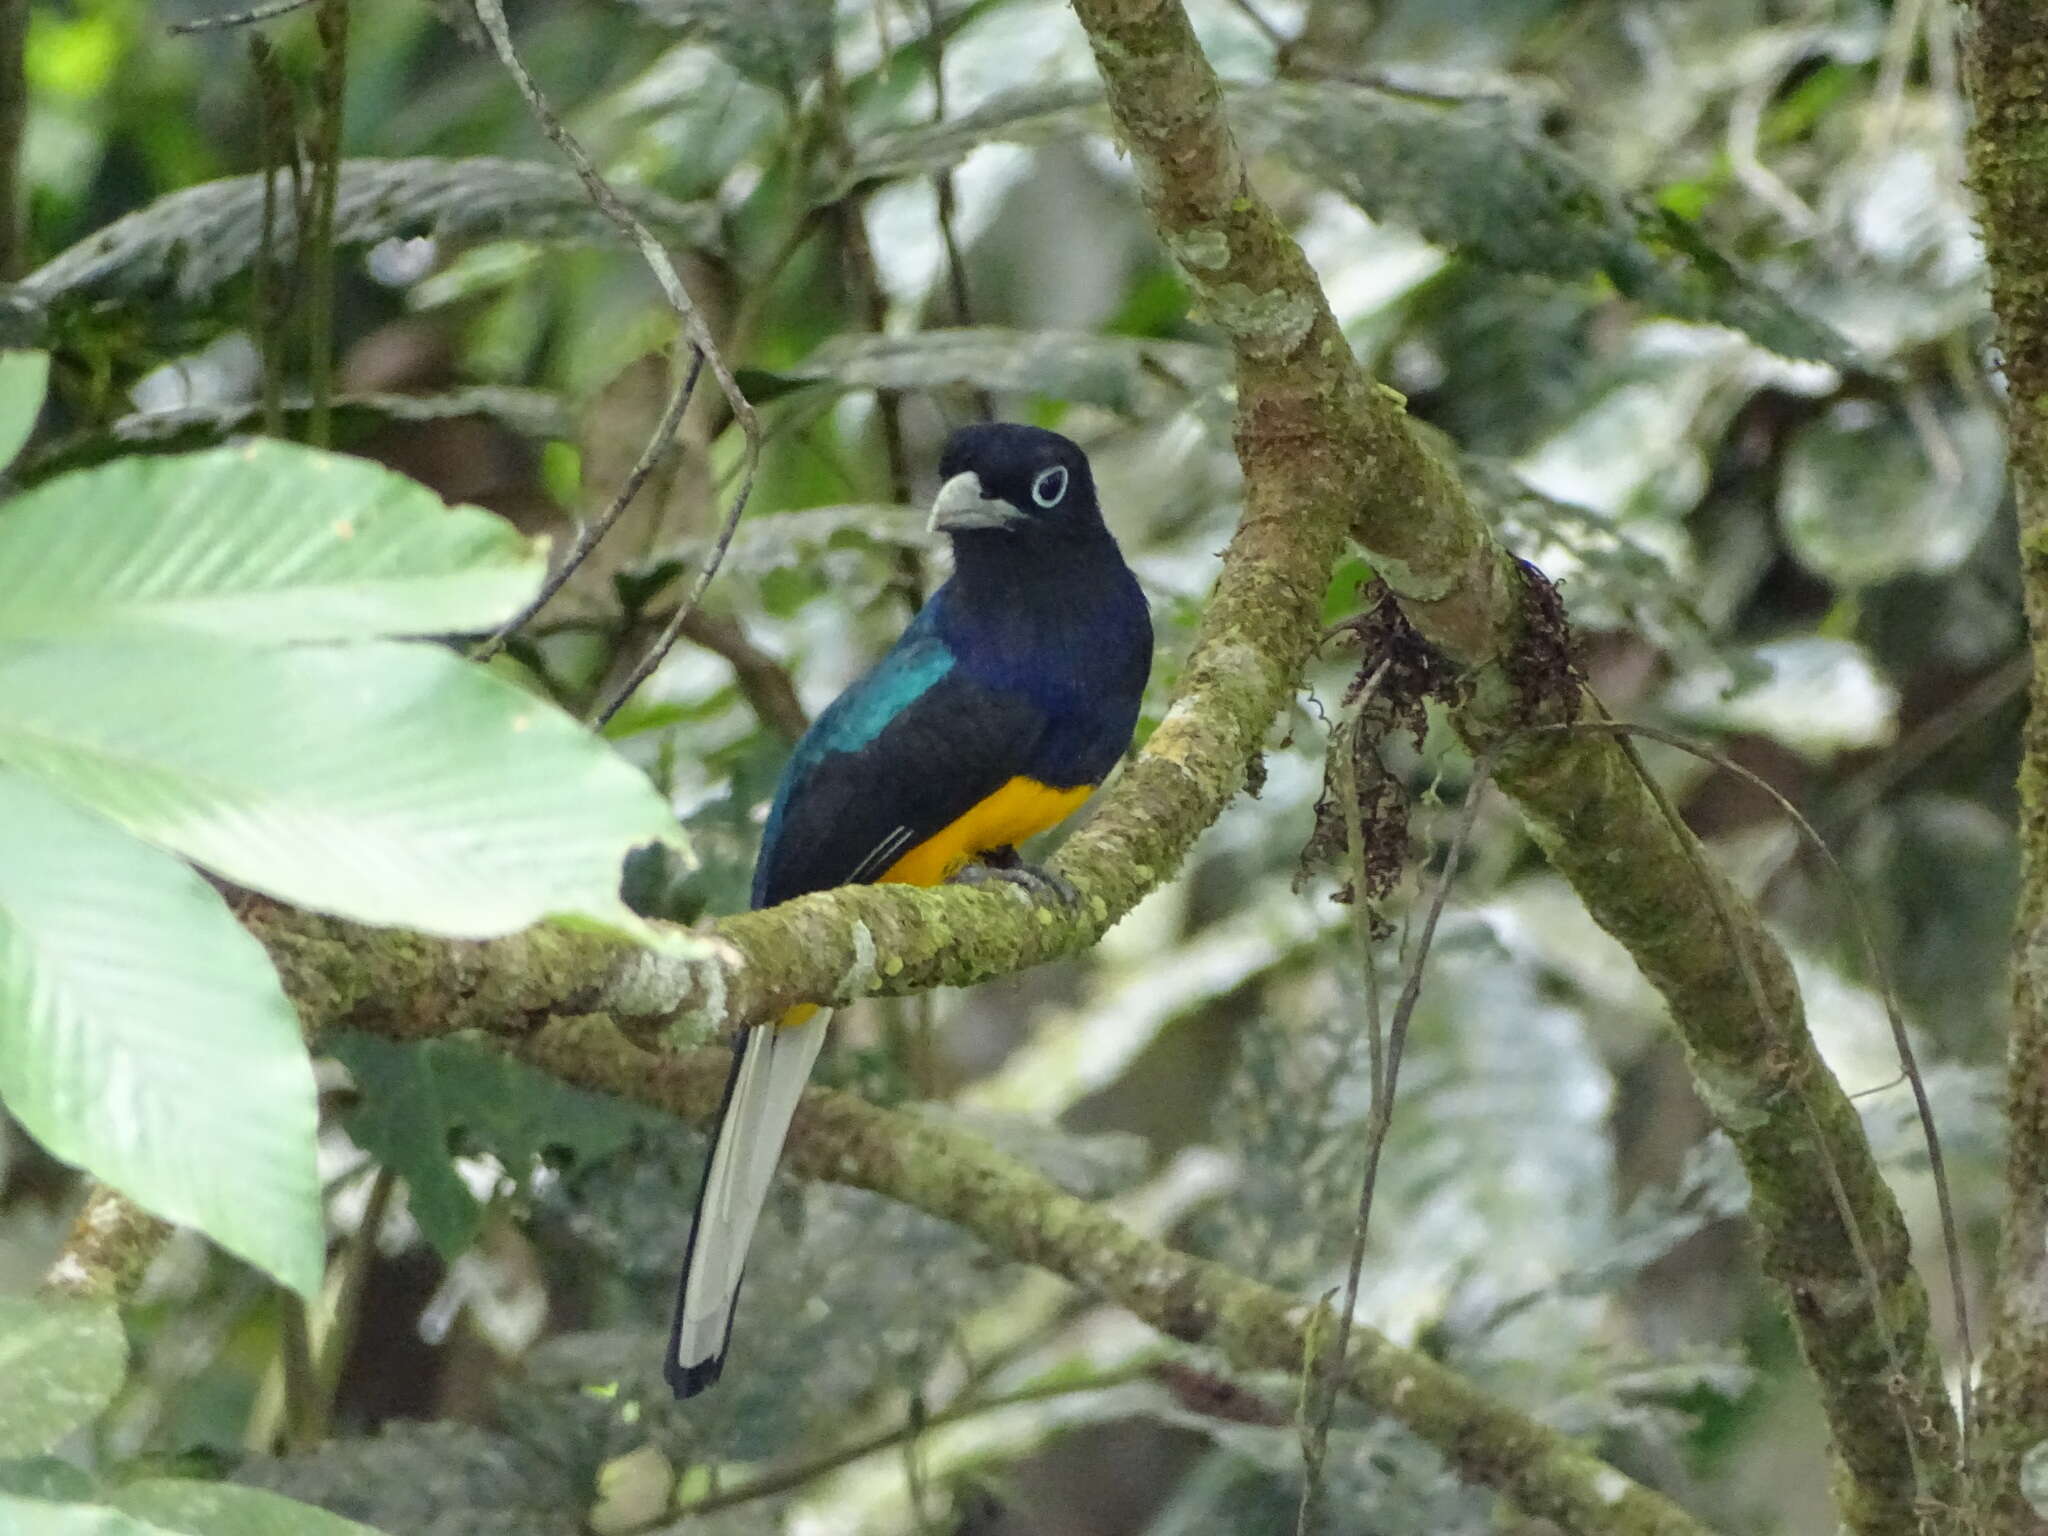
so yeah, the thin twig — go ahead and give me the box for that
[278,1294,324,1450]
[472,350,705,661]
[924,0,992,423]
[305,0,348,451]
[625,1364,1155,1529]
[250,37,291,439]
[1297,662,1388,1533]
[821,40,920,613]
[167,0,319,35]
[470,0,758,680]
[1299,711,1494,1535]
[1536,715,1975,1459]
[0,0,29,280]
[315,1163,397,1405]
[591,467,759,726]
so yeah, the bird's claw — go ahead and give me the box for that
[948,858,1081,907]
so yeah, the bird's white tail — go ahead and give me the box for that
[666,1011,830,1397]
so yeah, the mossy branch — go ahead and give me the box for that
[1960,2,2048,1528]
[1068,0,1953,1528]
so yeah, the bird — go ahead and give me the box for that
[665,422,1153,1397]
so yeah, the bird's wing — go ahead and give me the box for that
[751,630,1047,909]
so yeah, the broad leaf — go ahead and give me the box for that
[0,349,48,471]
[0,1297,126,1457]
[0,634,682,938]
[16,158,717,309]
[756,328,1225,412]
[20,387,572,483]
[110,1480,386,1536]
[620,0,834,97]
[328,1032,663,1259]
[0,442,543,643]
[849,81,1860,367]
[0,769,322,1298]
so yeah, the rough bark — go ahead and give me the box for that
[1067,0,1954,1527]
[1962,1,2048,1528]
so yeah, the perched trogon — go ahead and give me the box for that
[666,423,1153,1397]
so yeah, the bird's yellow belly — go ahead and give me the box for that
[876,776,1093,887]
[772,776,1091,1030]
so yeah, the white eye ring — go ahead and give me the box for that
[1031,465,1069,508]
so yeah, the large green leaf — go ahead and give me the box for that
[327,1033,664,1259]
[0,769,322,1298]
[0,349,48,471]
[14,158,717,309]
[0,1297,126,1457]
[0,442,543,643]
[110,1480,386,1536]
[0,635,681,939]
[849,81,1859,368]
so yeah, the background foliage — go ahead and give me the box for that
[0,0,2015,1532]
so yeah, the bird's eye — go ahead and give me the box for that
[1030,465,1069,508]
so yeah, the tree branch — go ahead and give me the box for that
[366,1005,1704,1536]
[42,1183,172,1302]
[1064,0,1954,1528]
[1959,2,2048,1528]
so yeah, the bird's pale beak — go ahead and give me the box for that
[928,472,1025,533]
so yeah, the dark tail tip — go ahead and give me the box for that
[666,1350,727,1400]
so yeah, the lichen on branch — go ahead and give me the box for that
[1960,1,2048,1527]
[1069,0,1955,1528]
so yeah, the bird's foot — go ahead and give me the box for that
[949,849,1081,907]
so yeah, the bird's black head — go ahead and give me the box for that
[928,423,1103,544]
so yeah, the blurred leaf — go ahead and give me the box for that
[964,884,1328,1120]
[0,350,49,471]
[21,388,573,481]
[0,442,543,643]
[619,0,833,97]
[670,502,928,578]
[0,1493,174,1536]
[14,159,717,310]
[759,328,1225,412]
[1779,399,2004,586]
[0,634,684,938]
[0,770,323,1297]
[850,82,1859,366]
[844,82,1101,186]
[239,1420,596,1536]
[327,1032,664,1260]
[108,1482,385,1536]
[0,1297,127,1457]
[1664,637,1899,760]
[534,1121,1024,1463]
[0,1460,96,1501]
